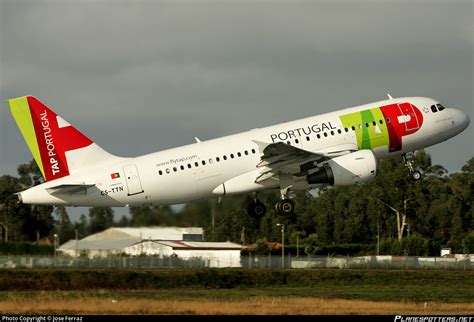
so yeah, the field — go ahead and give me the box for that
[0,269,472,315]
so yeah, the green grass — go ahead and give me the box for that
[0,268,472,303]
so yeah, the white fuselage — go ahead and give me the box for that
[18,97,469,207]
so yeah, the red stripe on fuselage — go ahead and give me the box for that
[380,103,423,152]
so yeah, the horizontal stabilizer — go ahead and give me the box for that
[46,183,95,195]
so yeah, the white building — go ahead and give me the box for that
[125,240,242,267]
[57,226,242,267]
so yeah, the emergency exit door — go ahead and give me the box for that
[123,164,144,196]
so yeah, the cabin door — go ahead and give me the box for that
[123,164,144,196]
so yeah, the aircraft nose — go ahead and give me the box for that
[451,108,470,131]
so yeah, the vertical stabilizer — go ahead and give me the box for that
[8,96,121,181]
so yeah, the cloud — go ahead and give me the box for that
[0,0,472,190]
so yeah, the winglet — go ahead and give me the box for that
[387,93,394,100]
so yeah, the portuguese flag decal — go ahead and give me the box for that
[111,172,120,179]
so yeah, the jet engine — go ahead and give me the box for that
[306,150,377,186]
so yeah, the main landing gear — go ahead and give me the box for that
[247,175,296,218]
[275,198,295,216]
[247,196,267,218]
[403,152,422,181]
[275,177,295,216]
[247,195,295,218]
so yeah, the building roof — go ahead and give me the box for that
[59,238,140,251]
[144,240,243,250]
[81,227,203,242]
[57,227,242,253]
[58,239,242,252]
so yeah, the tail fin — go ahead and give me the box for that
[8,96,120,181]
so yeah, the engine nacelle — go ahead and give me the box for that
[307,150,377,186]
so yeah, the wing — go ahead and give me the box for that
[253,140,356,183]
[46,183,95,195]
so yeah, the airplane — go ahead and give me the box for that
[7,95,470,217]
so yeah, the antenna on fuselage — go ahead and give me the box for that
[194,137,202,143]
[387,93,394,100]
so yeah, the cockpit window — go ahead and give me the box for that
[431,105,438,113]
[436,104,446,111]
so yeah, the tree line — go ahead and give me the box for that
[0,151,472,256]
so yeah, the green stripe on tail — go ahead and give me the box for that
[8,96,45,178]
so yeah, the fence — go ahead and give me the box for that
[241,254,474,270]
[0,255,207,269]
[0,254,472,270]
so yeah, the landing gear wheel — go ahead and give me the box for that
[247,200,266,218]
[275,199,295,216]
[411,170,422,181]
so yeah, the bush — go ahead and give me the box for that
[461,231,474,254]
[0,242,54,255]
[0,269,469,291]
[379,236,430,256]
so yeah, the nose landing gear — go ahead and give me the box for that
[403,152,422,181]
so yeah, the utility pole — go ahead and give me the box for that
[277,223,285,269]
[0,222,4,242]
[75,229,79,258]
[296,233,299,259]
[53,234,58,257]
[377,222,380,256]
[140,232,143,255]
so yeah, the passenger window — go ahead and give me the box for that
[187,164,192,169]
[180,165,184,170]
[158,170,163,175]
[251,149,256,154]
[194,162,199,167]
[166,168,170,174]
[216,157,220,162]
[330,131,334,136]
[351,126,356,131]
[372,121,376,126]
[345,128,349,132]
[202,160,206,166]
[306,136,310,141]
[365,123,369,128]
[209,159,213,164]
[337,129,342,134]
[244,151,248,155]
[317,134,321,139]
[323,132,328,137]
[379,120,384,124]
[223,155,227,160]
[286,141,291,145]
[173,167,177,172]
[230,154,234,159]
[386,118,391,123]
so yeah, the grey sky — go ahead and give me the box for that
[1,0,472,222]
